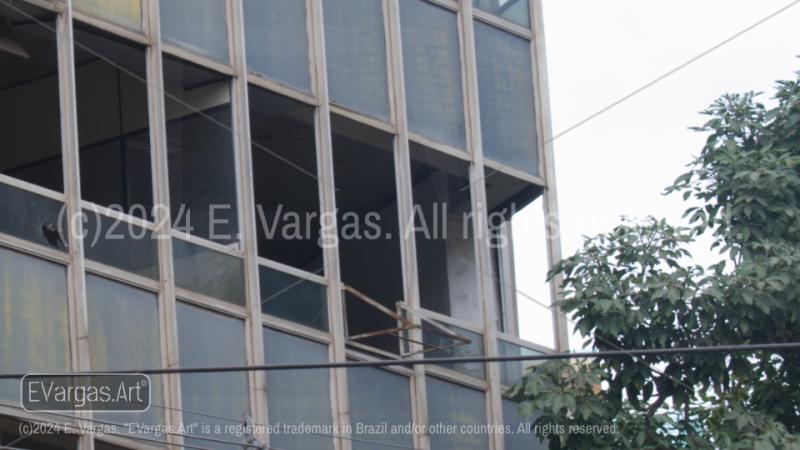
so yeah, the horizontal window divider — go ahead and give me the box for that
[422,0,460,13]
[160,42,236,76]
[345,349,415,377]
[0,173,66,202]
[496,332,555,355]
[346,339,404,361]
[483,158,547,187]
[262,315,332,345]
[0,232,70,265]
[81,200,157,231]
[175,289,249,319]
[329,103,397,135]
[72,12,149,45]
[408,132,471,162]
[426,366,490,391]
[257,256,326,285]
[246,73,319,107]
[84,260,161,293]
[473,9,534,40]
[170,229,243,257]
[94,435,164,450]
[417,306,485,335]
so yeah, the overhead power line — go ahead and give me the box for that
[0,342,797,380]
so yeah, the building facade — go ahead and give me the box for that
[0,0,566,449]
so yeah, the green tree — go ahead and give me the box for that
[510,70,800,449]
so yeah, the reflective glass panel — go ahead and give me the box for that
[348,366,413,450]
[160,0,229,63]
[474,0,531,28]
[83,210,159,279]
[423,324,486,379]
[173,237,245,306]
[74,0,143,31]
[260,265,327,331]
[426,377,489,450]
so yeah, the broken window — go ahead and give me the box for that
[475,21,538,174]
[332,114,404,353]
[347,366,413,450]
[323,0,390,120]
[426,377,489,450]
[163,56,239,244]
[74,25,153,219]
[0,182,66,250]
[160,0,228,63]
[410,143,481,323]
[177,303,249,450]
[263,328,333,450]
[244,0,311,92]
[474,0,531,28]
[249,86,323,273]
[86,274,164,433]
[173,237,245,306]
[74,0,143,31]
[260,265,327,331]
[400,0,466,149]
[0,247,69,401]
[0,4,61,192]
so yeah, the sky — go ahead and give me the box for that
[514,0,800,349]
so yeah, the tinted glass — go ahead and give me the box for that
[83,210,159,279]
[474,0,531,27]
[498,339,541,386]
[323,0,390,120]
[475,22,538,174]
[244,0,311,92]
[348,367,413,450]
[173,238,245,306]
[503,398,547,449]
[260,265,328,331]
[0,181,66,251]
[400,0,465,148]
[426,377,489,450]
[160,0,228,63]
[424,324,486,379]
[74,0,143,30]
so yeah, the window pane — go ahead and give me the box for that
[75,26,153,219]
[475,22,538,174]
[0,247,69,401]
[173,238,245,306]
[177,303,249,450]
[74,0,143,31]
[400,0,465,149]
[83,210,159,279]
[163,56,238,244]
[474,0,531,28]
[86,275,164,434]
[424,324,486,379]
[0,8,62,192]
[160,0,228,63]
[323,0,390,120]
[347,367,413,450]
[410,143,480,323]
[0,416,78,449]
[244,0,310,92]
[263,328,333,450]
[0,181,66,250]
[498,339,541,386]
[260,265,328,331]
[503,398,547,450]
[249,87,323,273]
[426,377,489,450]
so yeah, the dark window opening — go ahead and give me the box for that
[332,114,404,354]
[75,25,153,220]
[0,4,61,191]
[249,86,323,273]
[163,56,239,244]
[0,415,78,449]
[410,143,481,323]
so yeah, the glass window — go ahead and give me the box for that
[503,398,547,450]
[0,416,78,449]
[474,0,531,28]
[0,7,62,192]
[347,366,413,450]
[332,115,404,354]
[498,339,541,386]
[475,22,538,175]
[173,237,245,306]
[263,328,333,450]
[74,0,143,31]
[0,181,66,251]
[410,143,480,323]
[323,0,390,120]
[0,247,69,401]
[163,56,238,244]
[426,377,489,450]
[249,86,323,273]
[86,275,164,433]
[260,265,327,331]
[74,26,153,219]
[83,210,159,279]
[244,0,311,92]
[400,0,466,149]
[159,0,229,63]
[424,324,486,379]
[177,303,249,450]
